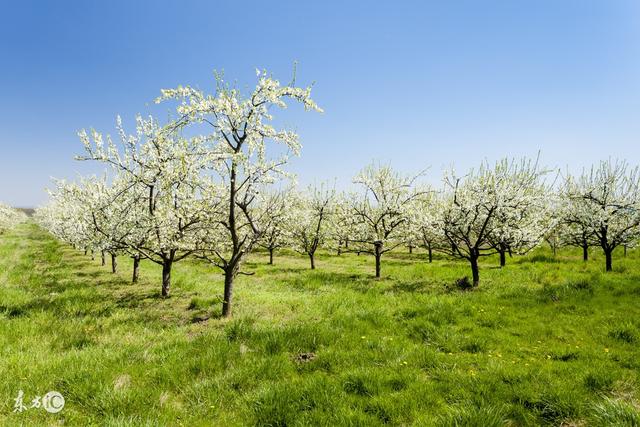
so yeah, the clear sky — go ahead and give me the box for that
[1,0,639,207]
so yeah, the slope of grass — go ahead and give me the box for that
[1,222,639,426]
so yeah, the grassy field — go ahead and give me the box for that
[1,222,639,426]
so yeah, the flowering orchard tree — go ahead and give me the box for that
[38,177,129,273]
[557,193,597,261]
[487,207,552,267]
[440,157,551,285]
[38,180,104,255]
[40,177,150,282]
[330,192,359,255]
[258,189,295,265]
[79,175,154,278]
[537,196,566,257]
[68,176,127,273]
[559,221,596,261]
[486,161,554,267]
[563,160,640,271]
[407,192,446,263]
[77,115,215,296]
[0,203,27,234]
[344,163,427,278]
[157,68,322,317]
[287,183,336,269]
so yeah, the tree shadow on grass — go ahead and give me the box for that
[386,279,440,294]
[112,287,171,309]
[74,270,104,279]
[263,266,309,275]
[278,270,374,293]
[0,290,114,319]
[9,235,202,326]
[515,254,563,264]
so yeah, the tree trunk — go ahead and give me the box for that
[162,260,172,297]
[132,255,140,283]
[582,242,588,261]
[222,158,242,318]
[91,250,95,261]
[111,253,117,273]
[499,247,506,268]
[269,248,274,265]
[427,243,433,263]
[101,251,105,266]
[84,248,87,256]
[605,249,613,272]
[309,252,315,269]
[374,241,383,278]
[624,245,627,257]
[409,245,413,254]
[222,269,234,318]
[470,250,480,286]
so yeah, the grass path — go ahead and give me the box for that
[1,223,639,425]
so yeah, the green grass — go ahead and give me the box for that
[1,222,639,426]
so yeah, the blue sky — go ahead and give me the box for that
[1,0,639,206]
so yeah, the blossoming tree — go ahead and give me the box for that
[77,115,214,296]
[562,160,640,271]
[407,192,446,263]
[558,195,597,261]
[0,203,27,234]
[343,163,427,277]
[287,183,336,269]
[440,157,550,285]
[157,68,322,317]
[258,189,295,265]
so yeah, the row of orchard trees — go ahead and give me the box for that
[271,158,640,286]
[37,69,323,318]
[0,204,27,234]
[38,155,640,302]
[35,69,640,318]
